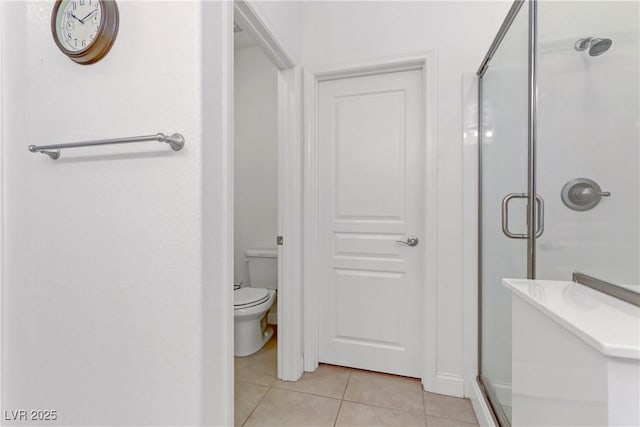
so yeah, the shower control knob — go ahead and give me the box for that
[561,178,611,211]
[572,187,610,201]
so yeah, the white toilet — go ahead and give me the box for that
[234,248,277,357]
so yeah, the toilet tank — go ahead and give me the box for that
[246,249,278,289]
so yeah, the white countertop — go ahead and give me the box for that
[503,279,640,360]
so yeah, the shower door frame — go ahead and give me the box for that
[0,2,4,413]
[475,0,538,426]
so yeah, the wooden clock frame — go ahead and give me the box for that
[51,0,119,65]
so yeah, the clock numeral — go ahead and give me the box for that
[81,40,86,48]
[90,34,94,41]
[79,0,85,5]
[67,32,72,41]
[74,38,78,47]
[72,1,77,11]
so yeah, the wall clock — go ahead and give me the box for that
[51,0,119,65]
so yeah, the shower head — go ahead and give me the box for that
[589,38,612,56]
[574,37,612,56]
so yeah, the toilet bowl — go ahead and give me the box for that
[234,287,276,357]
[234,248,278,357]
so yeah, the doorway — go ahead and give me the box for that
[233,11,280,366]
[232,1,303,423]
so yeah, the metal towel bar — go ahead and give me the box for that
[28,132,185,159]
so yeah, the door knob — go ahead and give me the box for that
[395,236,419,247]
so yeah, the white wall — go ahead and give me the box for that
[536,1,640,290]
[234,46,278,286]
[302,1,511,396]
[1,1,233,425]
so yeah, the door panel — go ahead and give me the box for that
[333,90,406,219]
[318,69,423,377]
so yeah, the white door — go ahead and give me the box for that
[317,69,423,377]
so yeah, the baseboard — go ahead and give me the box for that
[278,352,304,382]
[471,378,498,427]
[424,373,465,397]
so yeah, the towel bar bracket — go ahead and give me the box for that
[29,148,61,160]
[161,133,185,152]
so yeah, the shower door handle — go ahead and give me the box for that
[502,193,528,239]
[534,195,545,238]
[501,193,544,239]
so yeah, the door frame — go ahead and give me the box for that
[232,0,304,383]
[303,52,438,390]
[0,1,4,412]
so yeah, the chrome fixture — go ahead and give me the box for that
[501,193,544,239]
[28,132,185,160]
[561,178,610,211]
[395,236,419,247]
[573,272,640,307]
[574,37,612,56]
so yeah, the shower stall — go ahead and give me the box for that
[476,0,639,425]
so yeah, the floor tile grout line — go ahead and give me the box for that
[241,378,278,426]
[341,369,352,401]
[236,337,278,426]
[420,385,426,424]
[242,369,348,426]
[269,387,347,401]
[422,388,428,426]
[239,342,475,427]
[423,392,481,426]
[340,397,426,417]
[426,414,480,426]
[333,369,352,426]
[240,379,275,426]
[337,373,425,416]
[236,379,275,388]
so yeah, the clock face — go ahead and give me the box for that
[55,0,103,53]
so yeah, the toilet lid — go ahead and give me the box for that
[234,287,269,308]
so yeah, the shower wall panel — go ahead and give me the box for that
[536,1,640,290]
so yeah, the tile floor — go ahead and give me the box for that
[235,337,479,427]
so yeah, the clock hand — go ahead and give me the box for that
[69,12,83,23]
[79,8,98,23]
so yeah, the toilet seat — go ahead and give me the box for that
[234,287,270,309]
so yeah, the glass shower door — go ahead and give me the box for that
[479,3,529,425]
